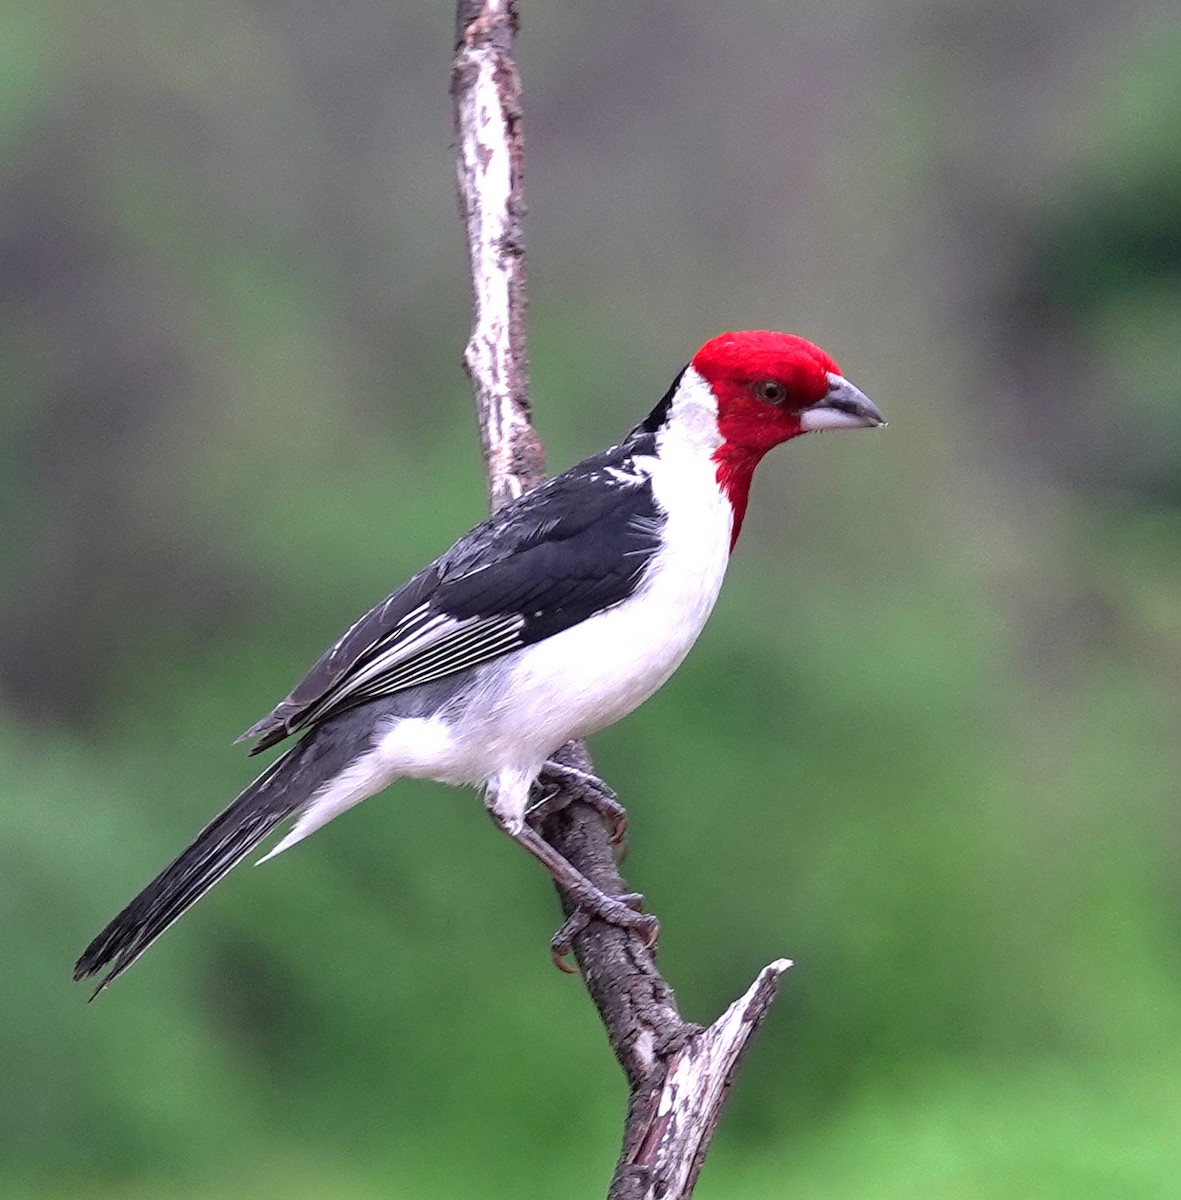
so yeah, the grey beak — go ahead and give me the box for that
[800,374,887,431]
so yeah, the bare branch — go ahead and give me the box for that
[450,6,791,1196]
[451,0,542,510]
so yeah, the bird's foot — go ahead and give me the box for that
[531,759,629,851]
[550,892,660,973]
[485,801,658,972]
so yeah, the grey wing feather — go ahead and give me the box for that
[237,570,525,753]
[238,447,662,754]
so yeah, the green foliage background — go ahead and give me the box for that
[2,2,1180,1197]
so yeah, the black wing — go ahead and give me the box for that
[238,442,664,753]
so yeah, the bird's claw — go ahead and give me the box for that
[573,777,629,848]
[549,892,660,972]
[604,808,629,850]
[530,764,630,855]
[550,911,590,971]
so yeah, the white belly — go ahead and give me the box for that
[495,528,730,748]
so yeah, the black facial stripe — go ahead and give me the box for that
[637,365,688,434]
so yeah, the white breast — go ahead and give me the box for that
[438,367,733,773]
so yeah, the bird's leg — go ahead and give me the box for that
[528,759,629,850]
[485,797,658,971]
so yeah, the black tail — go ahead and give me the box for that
[75,736,325,997]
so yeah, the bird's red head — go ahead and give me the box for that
[690,330,884,547]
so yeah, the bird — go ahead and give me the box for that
[75,329,884,994]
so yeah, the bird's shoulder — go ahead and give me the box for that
[437,434,660,577]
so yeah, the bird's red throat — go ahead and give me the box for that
[712,442,769,552]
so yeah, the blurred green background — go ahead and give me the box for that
[3,2,1181,1197]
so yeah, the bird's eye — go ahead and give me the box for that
[754,380,786,404]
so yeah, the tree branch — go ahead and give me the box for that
[451,0,542,508]
[450,6,791,1196]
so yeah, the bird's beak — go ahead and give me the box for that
[800,374,887,431]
